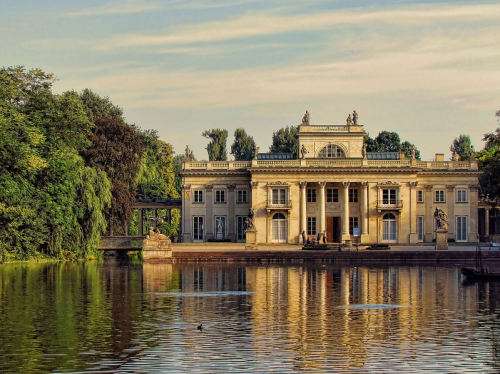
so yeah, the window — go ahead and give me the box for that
[456,216,467,241]
[349,189,358,203]
[327,188,338,203]
[382,213,397,242]
[237,216,246,241]
[193,216,204,241]
[215,190,226,203]
[457,190,468,203]
[237,190,248,203]
[417,216,424,241]
[307,217,316,236]
[382,189,397,204]
[194,190,204,203]
[307,189,316,203]
[272,189,286,204]
[435,190,445,202]
[272,213,287,243]
[349,217,359,235]
[417,190,424,203]
[318,144,346,158]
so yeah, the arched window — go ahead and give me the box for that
[318,144,346,158]
[382,213,397,242]
[272,213,287,243]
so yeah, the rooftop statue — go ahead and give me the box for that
[434,208,449,230]
[185,145,191,159]
[346,114,353,126]
[411,146,416,161]
[300,144,309,159]
[253,144,260,160]
[188,150,195,161]
[302,110,310,125]
[362,143,367,159]
[352,110,358,125]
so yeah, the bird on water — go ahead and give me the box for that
[197,324,203,330]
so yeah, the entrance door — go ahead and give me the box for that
[327,217,340,243]
[272,212,287,243]
[382,213,397,242]
[193,216,204,241]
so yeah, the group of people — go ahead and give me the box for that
[301,230,326,245]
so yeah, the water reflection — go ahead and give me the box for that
[0,262,499,373]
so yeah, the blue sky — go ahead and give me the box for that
[2,0,499,160]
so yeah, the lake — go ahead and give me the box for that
[0,260,499,373]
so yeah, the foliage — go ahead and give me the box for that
[365,131,421,159]
[269,126,298,155]
[202,128,228,161]
[476,145,500,200]
[79,88,124,121]
[231,128,255,160]
[450,134,472,161]
[172,154,185,198]
[81,116,144,232]
[0,66,111,260]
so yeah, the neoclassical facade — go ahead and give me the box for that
[180,120,480,244]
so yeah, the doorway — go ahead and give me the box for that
[326,216,340,243]
[272,212,287,243]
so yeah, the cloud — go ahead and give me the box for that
[67,1,161,16]
[93,3,500,49]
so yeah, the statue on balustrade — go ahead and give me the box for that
[185,145,191,159]
[352,110,358,125]
[300,144,309,159]
[346,114,353,126]
[302,110,310,125]
[253,144,260,160]
[434,208,449,230]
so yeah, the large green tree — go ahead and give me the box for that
[0,66,111,260]
[269,126,298,155]
[450,134,473,161]
[374,131,401,153]
[231,128,255,160]
[202,128,228,161]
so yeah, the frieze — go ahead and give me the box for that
[326,204,341,213]
[378,181,400,186]
[268,181,290,186]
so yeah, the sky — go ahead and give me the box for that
[2,0,499,160]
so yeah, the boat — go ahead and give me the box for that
[461,244,500,280]
[461,267,500,280]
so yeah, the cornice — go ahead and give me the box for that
[180,171,250,177]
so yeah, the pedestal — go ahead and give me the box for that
[435,229,448,250]
[344,239,352,251]
[245,229,258,250]
[143,238,172,260]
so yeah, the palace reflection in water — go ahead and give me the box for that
[1,261,499,373]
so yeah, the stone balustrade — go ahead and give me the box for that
[183,160,478,171]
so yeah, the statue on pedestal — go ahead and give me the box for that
[346,114,353,126]
[434,208,449,230]
[352,110,358,125]
[246,208,256,230]
[300,144,309,159]
[302,111,310,125]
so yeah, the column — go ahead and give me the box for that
[138,209,143,236]
[299,182,307,236]
[361,182,369,237]
[485,209,490,237]
[227,184,236,241]
[342,181,350,240]
[469,184,479,242]
[205,184,213,240]
[424,185,433,242]
[319,181,326,233]
[409,182,418,243]
[446,185,455,240]
[182,184,192,242]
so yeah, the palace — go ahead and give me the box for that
[180,113,480,245]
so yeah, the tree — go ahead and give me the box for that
[269,126,298,155]
[364,132,379,152]
[79,88,124,121]
[450,134,472,161]
[231,128,255,160]
[374,131,401,153]
[401,141,421,160]
[202,128,228,161]
[81,116,144,233]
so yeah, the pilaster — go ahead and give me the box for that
[342,181,350,240]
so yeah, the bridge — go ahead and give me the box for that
[99,198,182,250]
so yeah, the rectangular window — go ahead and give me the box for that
[237,216,246,241]
[237,190,248,203]
[349,217,359,235]
[417,216,424,241]
[307,217,316,236]
[307,189,316,203]
[193,216,204,241]
[456,216,467,241]
[349,189,358,203]
[435,190,445,202]
[457,190,468,203]
[327,188,339,203]
[215,190,226,203]
[272,189,286,204]
[194,190,204,203]
[417,190,424,203]
[382,189,397,204]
